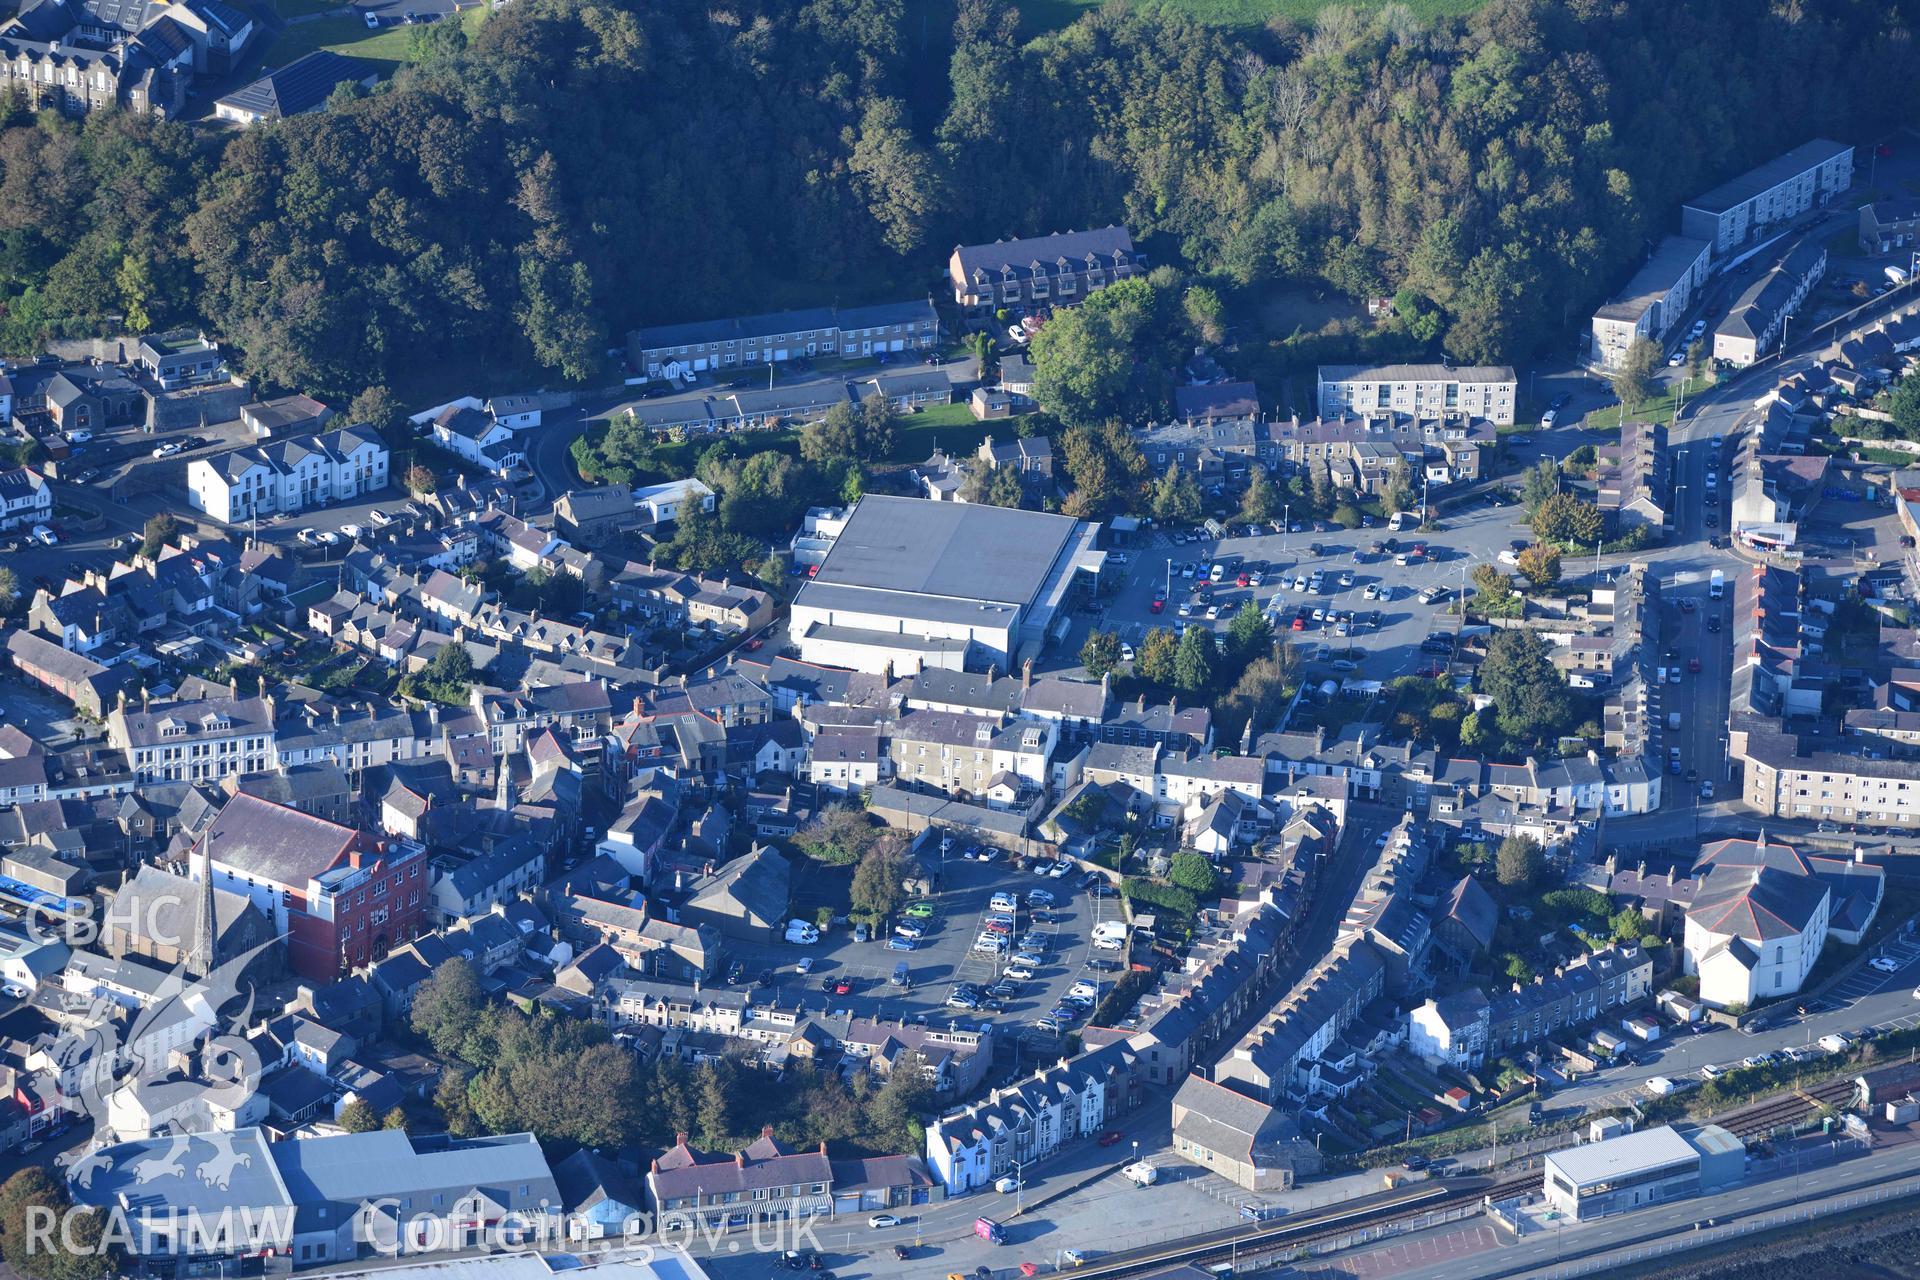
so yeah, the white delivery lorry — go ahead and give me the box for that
[1709,569,1725,599]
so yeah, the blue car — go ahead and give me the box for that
[886,936,916,951]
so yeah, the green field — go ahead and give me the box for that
[264,4,488,72]
[1017,0,1484,34]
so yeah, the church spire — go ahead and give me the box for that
[190,839,216,979]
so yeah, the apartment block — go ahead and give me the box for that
[948,226,1141,313]
[1315,364,1518,426]
[1680,139,1854,255]
[627,300,937,381]
[1590,236,1711,369]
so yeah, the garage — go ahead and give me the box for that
[889,339,904,352]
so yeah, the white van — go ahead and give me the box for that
[1818,1033,1851,1055]
[785,920,820,945]
[1091,921,1126,942]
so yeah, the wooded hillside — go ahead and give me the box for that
[0,0,1911,396]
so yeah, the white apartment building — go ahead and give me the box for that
[1590,236,1712,369]
[1316,363,1518,426]
[186,426,388,524]
[106,694,278,784]
[1681,139,1855,256]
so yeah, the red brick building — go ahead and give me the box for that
[195,793,427,980]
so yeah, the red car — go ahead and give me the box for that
[1097,1130,1125,1147]
[832,978,854,996]
[1149,598,1165,614]
[744,637,764,651]
[1290,616,1306,631]
[1688,658,1701,673]
[1236,572,1250,587]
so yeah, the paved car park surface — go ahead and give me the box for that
[1069,493,1549,687]
[704,850,1125,1046]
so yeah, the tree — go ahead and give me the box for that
[0,566,17,613]
[1167,850,1219,895]
[139,511,176,559]
[696,1058,742,1149]
[1471,562,1514,609]
[1520,458,1560,514]
[410,957,486,1058]
[795,805,880,865]
[404,463,437,495]
[1495,835,1544,890]
[1150,463,1202,523]
[1532,492,1604,548]
[850,837,910,922]
[847,97,940,254]
[1515,545,1562,589]
[869,1049,933,1153]
[0,1166,118,1280]
[800,402,860,464]
[1173,625,1213,693]
[1238,468,1277,525]
[403,640,475,706]
[382,1106,411,1131]
[1887,377,1920,441]
[857,394,896,460]
[1183,285,1226,344]
[1080,628,1122,678]
[1610,337,1663,410]
[1381,462,1414,517]
[1308,462,1335,517]
[960,461,1025,507]
[1226,601,1272,659]
[1687,339,1706,380]
[1610,906,1647,943]
[967,331,998,379]
[338,1098,380,1132]
[1480,629,1575,749]
[348,385,403,432]
[1459,705,1497,751]
[1136,627,1178,685]
[1214,652,1297,746]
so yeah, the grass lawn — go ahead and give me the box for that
[882,401,1022,463]
[1018,0,1484,34]
[266,13,420,70]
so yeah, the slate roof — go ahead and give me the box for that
[202,793,358,889]
[218,51,368,120]
[952,226,1135,280]
[1173,1074,1278,1160]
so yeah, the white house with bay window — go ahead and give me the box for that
[186,426,388,524]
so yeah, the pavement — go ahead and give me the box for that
[1380,1126,1912,1280]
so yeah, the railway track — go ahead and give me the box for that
[1717,1077,1856,1138]
[1063,1169,1536,1280]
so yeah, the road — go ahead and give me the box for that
[1390,1129,1920,1280]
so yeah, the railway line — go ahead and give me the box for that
[1063,1169,1539,1280]
[1716,1077,1857,1139]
